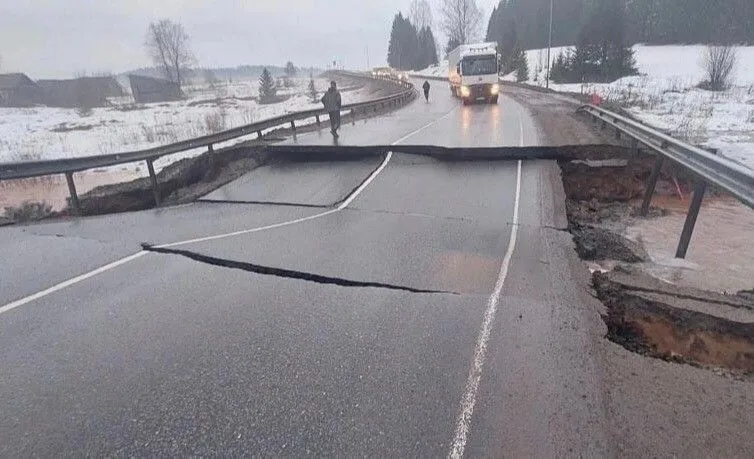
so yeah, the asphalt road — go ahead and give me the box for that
[0,80,609,456]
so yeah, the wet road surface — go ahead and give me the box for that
[0,80,610,456]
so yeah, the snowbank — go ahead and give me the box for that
[413,60,449,79]
[523,44,754,170]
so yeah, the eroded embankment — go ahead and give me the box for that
[558,146,754,377]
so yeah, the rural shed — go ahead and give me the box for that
[128,74,182,103]
[37,76,125,108]
[0,73,42,107]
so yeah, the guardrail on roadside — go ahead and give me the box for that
[0,71,416,211]
[578,103,754,258]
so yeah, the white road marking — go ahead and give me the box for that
[449,117,526,458]
[0,252,148,316]
[0,107,455,316]
[157,209,340,248]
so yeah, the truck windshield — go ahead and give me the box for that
[461,56,497,76]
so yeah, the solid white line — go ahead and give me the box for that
[0,252,148,316]
[449,117,526,458]
[0,106,455,316]
[338,152,393,210]
[158,209,340,248]
[392,108,458,145]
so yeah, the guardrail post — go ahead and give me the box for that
[65,172,80,215]
[351,109,356,125]
[290,120,296,132]
[640,156,664,216]
[675,180,706,259]
[257,130,263,139]
[316,115,321,126]
[146,158,161,206]
[631,138,640,157]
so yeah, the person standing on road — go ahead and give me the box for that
[423,80,430,102]
[321,81,342,138]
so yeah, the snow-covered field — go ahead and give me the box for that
[0,77,370,171]
[524,45,754,170]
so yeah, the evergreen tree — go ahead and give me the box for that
[258,68,276,103]
[387,12,438,71]
[285,61,297,78]
[486,0,754,50]
[387,13,405,68]
[513,47,529,82]
[308,73,317,103]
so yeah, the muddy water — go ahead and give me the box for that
[1,169,144,214]
[626,195,754,294]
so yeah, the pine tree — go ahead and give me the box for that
[514,47,529,82]
[426,28,439,66]
[258,68,276,103]
[308,73,317,103]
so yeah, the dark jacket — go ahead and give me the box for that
[321,88,342,112]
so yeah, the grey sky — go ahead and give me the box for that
[0,0,499,79]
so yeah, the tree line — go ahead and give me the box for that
[387,12,439,71]
[486,0,754,53]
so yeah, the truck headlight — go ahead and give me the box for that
[491,84,500,95]
[460,86,471,97]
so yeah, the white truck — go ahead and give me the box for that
[448,42,500,104]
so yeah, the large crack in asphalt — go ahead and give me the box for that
[141,244,461,295]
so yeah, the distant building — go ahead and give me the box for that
[128,74,182,104]
[0,73,41,107]
[37,76,124,108]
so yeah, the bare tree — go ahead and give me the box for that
[440,0,483,45]
[702,45,737,91]
[410,0,433,30]
[145,19,196,92]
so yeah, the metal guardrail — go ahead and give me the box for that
[578,103,754,258]
[0,71,415,209]
[579,104,754,208]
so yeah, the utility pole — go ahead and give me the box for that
[546,0,553,89]
[366,47,370,70]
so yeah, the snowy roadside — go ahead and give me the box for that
[523,44,754,171]
[414,45,754,170]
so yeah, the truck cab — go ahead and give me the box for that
[448,43,500,105]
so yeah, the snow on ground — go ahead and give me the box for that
[0,77,372,171]
[413,60,448,79]
[524,44,754,170]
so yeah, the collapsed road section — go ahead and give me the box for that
[557,146,754,378]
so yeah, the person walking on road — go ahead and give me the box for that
[423,80,430,102]
[321,81,342,138]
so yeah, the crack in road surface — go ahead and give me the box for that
[142,244,461,295]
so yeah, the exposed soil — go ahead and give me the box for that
[557,144,754,377]
[571,225,648,263]
[69,146,268,216]
[595,269,754,376]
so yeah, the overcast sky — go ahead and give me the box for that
[0,0,499,78]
